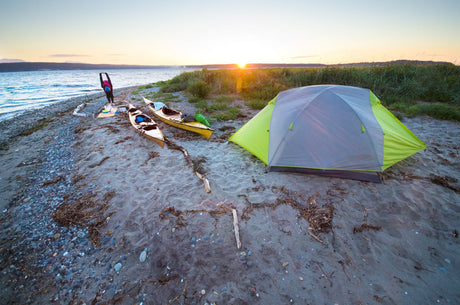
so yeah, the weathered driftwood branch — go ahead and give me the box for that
[73,102,90,117]
[308,231,328,246]
[165,138,211,193]
[232,209,241,249]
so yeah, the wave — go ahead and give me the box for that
[50,83,94,88]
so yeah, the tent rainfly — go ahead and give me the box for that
[229,85,426,182]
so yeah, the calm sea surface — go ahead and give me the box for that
[0,68,192,122]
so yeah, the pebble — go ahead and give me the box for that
[114,263,122,272]
[139,249,147,262]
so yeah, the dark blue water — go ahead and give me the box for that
[0,68,192,121]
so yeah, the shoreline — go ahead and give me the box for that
[0,87,459,304]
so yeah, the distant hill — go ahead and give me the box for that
[0,62,175,72]
[187,60,454,70]
[0,60,454,72]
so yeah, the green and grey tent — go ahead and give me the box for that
[229,85,426,182]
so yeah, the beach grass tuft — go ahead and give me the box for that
[132,83,156,95]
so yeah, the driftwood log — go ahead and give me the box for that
[165,137,211,193]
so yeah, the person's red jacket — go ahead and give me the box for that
[100,73,113,90]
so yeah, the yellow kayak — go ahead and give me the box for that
[143,97,214,139]
[127,103,165,148]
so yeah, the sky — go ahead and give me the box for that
[1,0,459,66]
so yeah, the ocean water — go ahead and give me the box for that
[0,68,192,121]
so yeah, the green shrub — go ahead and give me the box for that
[245,99,267,110]
[212,107,242,121]
[145,92,181,104]
[188,96,204,104]
[160,72,195,93]
[194,99,209,110]
[209,102,230,112]
[132,83,155,95]
[155,63,460,121]
[406,103,460,121]
[212,95,234,104]
[187,80,211,98]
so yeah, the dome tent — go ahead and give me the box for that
[229,85,426,182]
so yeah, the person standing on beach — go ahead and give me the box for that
[99,72,114,104]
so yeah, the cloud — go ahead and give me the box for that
[0,58,25,63]
[49,54,90,58]
[289,55,319,60]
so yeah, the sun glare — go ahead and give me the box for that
[237,62,247,69]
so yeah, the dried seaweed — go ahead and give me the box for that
[429,174,460,193]
[240,186,334,235]
[353,224,382,233]
[18,118,53,137]
[41,175,64,186]
[114,136,133,145]
[159,207,187,227]
[93,274,186,305]
[159,204,232,228]
[95,123,121,133]
[191,156,207,175]
[52,192,117,246]
[144,151,160,165]
[275,186,334,234]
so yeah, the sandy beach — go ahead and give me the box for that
[0,86,459,304]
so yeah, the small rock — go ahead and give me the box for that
[282,262,289,268]
[201,289,206,295]
[139,249,147,262]
[114,263,122,272]
[54,233,61,239]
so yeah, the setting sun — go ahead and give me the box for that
[237,62,247,69]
